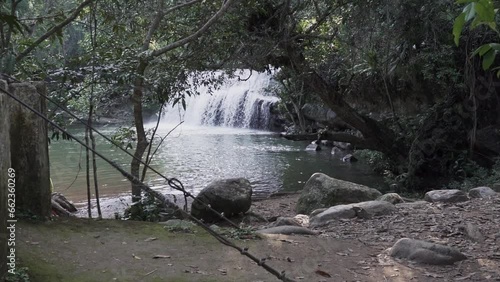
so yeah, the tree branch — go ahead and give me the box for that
[141,0,202,52]
[150,0,238,58]
[15,0,94,63]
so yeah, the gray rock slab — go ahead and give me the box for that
[310,200,396,227]
[424,189,469,203]
[390,238,467,265]
[378,193,405,204]
[469,186,497,198]
[306,144,321,151]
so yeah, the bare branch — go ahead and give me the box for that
[15,0,94,63]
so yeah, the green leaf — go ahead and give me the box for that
[474,44,492,56]
[453,13,466,46]
[488,43,500,51]
[474,1,494,21]
[464,3,476,21]
[482,49,496,70]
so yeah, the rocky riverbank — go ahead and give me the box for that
[242,186,500,281]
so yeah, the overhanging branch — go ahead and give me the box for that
[15,0,95,63]
[150,0,239,58]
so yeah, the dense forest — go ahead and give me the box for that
[1,0,500,198]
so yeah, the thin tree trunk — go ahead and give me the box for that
[131,61,149,203]
[140,103,164,182]
[88,0,101,219]
[84,126,92,218]
[88,104,102,219]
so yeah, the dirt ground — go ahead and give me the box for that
[15,193,500,282]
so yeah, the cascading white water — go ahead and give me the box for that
[162,70,280,129]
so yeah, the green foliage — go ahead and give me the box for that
[110,126,136,150]
[123,194,171,222]
[221,227,259,240]
[6,267,30,282]
[453,0,500,74]
[447,158,500,190]
[354,149,392,175]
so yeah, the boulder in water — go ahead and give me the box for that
[305,144,321,151]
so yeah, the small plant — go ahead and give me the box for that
[123,194,162,222]
[354,149,392,174]
[222,227,260,240]
[6,267,30,282]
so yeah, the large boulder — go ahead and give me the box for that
[191,178,252,222]
[310,201,396,227]
[390,238,467,265]
[296,173,382,214]
[468,186,497,198]
[424,189,469,203]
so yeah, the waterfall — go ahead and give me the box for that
[162,70,280,130]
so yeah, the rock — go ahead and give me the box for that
[331,147,341,155]
[458,222,485,242]
[310,201,396,227]
[333,141,353,150]
[51,192,77,213]
[424,189,469,203]
[320,140,334,147]
[296,173,382,214]
[469,186,497,198]
[310,208,327,217]
[191,178,252,222]
[342,154,357,162]
[256,226,318,235]
[390,238,467,265]
[305,144,321,151]
[293,214,309,227]
[209,224,222,233]
[378,193,405,204]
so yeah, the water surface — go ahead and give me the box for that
[50,124,386,205]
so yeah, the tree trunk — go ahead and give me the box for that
[130,60,149,203]
[284,45,408,164]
